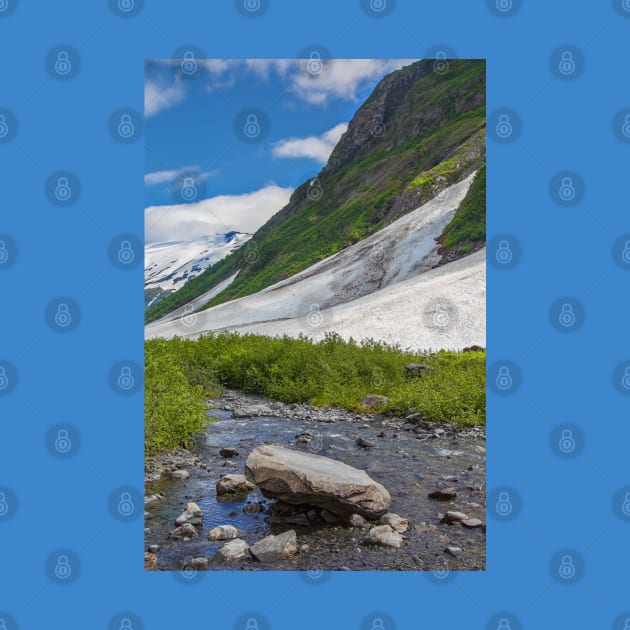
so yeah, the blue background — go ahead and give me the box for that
[1,0,629,628]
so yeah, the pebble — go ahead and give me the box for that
[462,518,483,528]
[441,511,469,524]
[428,488,457,501]
[170,469,190,480]
[445,546,462,557]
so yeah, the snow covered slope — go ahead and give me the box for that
[144,232,250,308]
[145,174,485,351]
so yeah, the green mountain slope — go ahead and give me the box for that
[146,59,486,323]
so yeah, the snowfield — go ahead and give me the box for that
[145,174,486,352]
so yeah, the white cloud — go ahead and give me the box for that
[144,167,217,187]
[145,77,186,118]
[272,122,348,163]
[145,184,294,244]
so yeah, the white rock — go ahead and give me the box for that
[208,525,239,541]
[364,525,403,548]
[379,513,409,533]
[250,530,298,562]
[214,539,250,562]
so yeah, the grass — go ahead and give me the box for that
[145,333,485,453]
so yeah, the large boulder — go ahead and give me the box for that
[250,530,298,562]
[245,445,390,518]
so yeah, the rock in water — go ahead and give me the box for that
[379,513,409,533]
[216,473,256,496]
[428,488,457,501]
[364,525,403,548]
[175,502,203,527]
[208,525,239,541]
[250,530,298,562]
[245,445,390,518]
[214,539,250,562]
[170,469,190,480]
[219,447,239,458]
[169,522,199,541]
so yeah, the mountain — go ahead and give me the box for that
[145,59,485,324]
[144,232,250,309]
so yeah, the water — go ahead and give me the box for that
[145,407,486,571]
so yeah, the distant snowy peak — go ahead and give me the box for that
[145,232,251,294]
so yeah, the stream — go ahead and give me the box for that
[144,392,486,571]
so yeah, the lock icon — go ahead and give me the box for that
[54,176,72,202]
[624,0,630,10]
[245,619,259,630]
[181,177,197,201]
[119,618,134,630]
[432,304,450,329]
[118,114,135,139]
[0,114,8,138]
[0,618,6,630]
[497,619,512,630]
[558,428,575,453]
[307,304,324,328]
[55,429,72,454]
[54,303,72,328]
[181,51,197,75]
[622,492,630,516]
[558,176,575,202]
[243,114,261,138]
[369,0,387,12]
[623,619,630,630]
[244,0,261,10]
[371,115,385,137]
[495,240,513,264]
[0,0,7,11]
[495,491,513,516]
[54,554,72,580]
[495,0,512,12]
[0,240,8,264]
[307,51,323,75]
[0,492,8,516]
[0,366,8,390]
[495,366,512,391]
[622,367,630,390]
[558,51,576,76]
[54,51,72,76]
[308,177,323,200]
[118,491,134,516]
[118,0,134,11]
[118,366,135,391]
[622,115,630,139]
[371,618,385,630]
[558,554,576,580]
[558,303,576,328]
[434,51,449,74]
[495,114,512,139]
[118,240,135,264]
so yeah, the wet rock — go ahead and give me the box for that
[214,538,250,562]
[379,513,409,533]
[320,510,339,523]
[428,488,457,501]
[219,447,239,458]
[144,552,158,571]
[250,530,298,562]
[462,518,483,528]
[441,511,469,524]
[445,546,463,557]
[216,473,256,496]
[148,544,159,553]
[360,394,390,409]
[175,502,203,527]
[169,522,199,541]
[208,524,239,541]
[245,445,390,518]
[349,513,371,528]
[295,431,314,444]
[356,436,374,448]
[170,469,190,480]
[221,460,238,468]
[364,525,403,548]
[233,404,274,418]
[144,528,151,535]
[144,494,164,506]
[191,557,209,570]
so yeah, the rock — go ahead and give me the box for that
[245,445,390,518]
[144,494,164,506]
[404,363,433,377]
[445,546,463,557]
[349,513,370,528]
[214,539,250,562]
[462,518,483,528]
[233,404,274,418]
[216,474,256,496]
[144,528,151,535]
[364,525,403,548]
[250,530,298,562]
[175,502,203,527]
[221,461,238,468]
[219,447,239,458]
[191,557,209,570]
[208,525,239,541]
[300,544,310,553]
[462,345,484,352]
[148,544,159,553]
[428,488,458,501]
[170,469,190,480]
[441,511,469,524]
[144,552,158,571]
[169,522,199,540]
[355,436,374,448]
[360,394,389,409]
[379,513,409,533]
[320,510,339,523]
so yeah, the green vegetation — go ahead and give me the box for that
[145,333,485,448]
[145,60,486,323]
[439,164,486,251]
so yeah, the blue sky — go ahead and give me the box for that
[144,59,414,244]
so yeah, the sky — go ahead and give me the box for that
[144,58,416,245]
